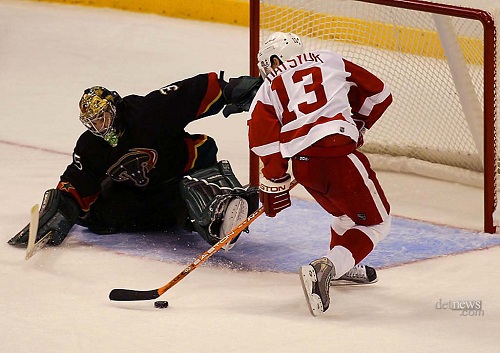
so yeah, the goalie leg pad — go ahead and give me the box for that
[180,160,258,246]
[8,189,80,247]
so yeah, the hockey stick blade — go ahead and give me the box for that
[109,288,160,301]
[108,207,265,301]
[109,180,298,302]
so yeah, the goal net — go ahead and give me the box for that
[249,0,499,233]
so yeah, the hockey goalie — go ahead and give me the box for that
[8,71,262,250]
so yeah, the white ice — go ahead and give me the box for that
[0,1,499,352]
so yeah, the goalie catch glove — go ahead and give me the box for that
[222,75,263,118]
[8,189,81,247]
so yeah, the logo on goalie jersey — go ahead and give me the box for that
[107,148,158,187]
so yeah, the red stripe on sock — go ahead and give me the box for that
[330,228,374,264]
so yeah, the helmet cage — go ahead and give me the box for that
[79,87,118,146]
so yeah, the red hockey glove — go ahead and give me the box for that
[259,174,292,217]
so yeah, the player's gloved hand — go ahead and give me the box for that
[259,174,292,217]
[222,76,263,117]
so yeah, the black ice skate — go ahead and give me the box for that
[331,264,378,286]
[299,257,334,317]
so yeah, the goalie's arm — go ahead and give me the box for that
[8,189,81,247]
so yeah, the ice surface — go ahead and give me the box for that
[1,1,499,352]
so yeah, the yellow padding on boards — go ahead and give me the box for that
[32,0,250,26]
[32,0,483,63]
[261,3,483,65]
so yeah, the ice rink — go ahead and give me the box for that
[1,1,499,352]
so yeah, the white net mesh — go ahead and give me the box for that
[257,0,498,188]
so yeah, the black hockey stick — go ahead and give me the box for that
[109,179,298,301]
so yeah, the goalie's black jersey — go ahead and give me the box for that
[58,72,226,211]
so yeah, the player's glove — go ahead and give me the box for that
[259,174,292,217]
[8,189,80,247]
[222,76,263,117]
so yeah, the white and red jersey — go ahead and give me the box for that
[248,50,392,179]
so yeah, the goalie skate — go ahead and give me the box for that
[330,264,378,286]
[219,196,248,251]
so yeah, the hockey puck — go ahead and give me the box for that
[154,300,169,309]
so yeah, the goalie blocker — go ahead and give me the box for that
[9,160,258,249]
[8,189,80,247]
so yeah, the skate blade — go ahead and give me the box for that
[299,265,324,317]
[330,277,378,286]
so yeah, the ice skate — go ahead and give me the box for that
[219,196,248,250]
[331,264,378,286]
[299,257,334,317]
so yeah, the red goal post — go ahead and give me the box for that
[249,0,498,233]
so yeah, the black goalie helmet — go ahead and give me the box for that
[79,86,122,147]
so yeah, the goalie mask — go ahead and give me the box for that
[79,86,122,147]
[257,32,303,78]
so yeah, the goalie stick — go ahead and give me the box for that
[24,203,59,260]
[109,179,298,302]
[25,204,45,260]
[25,232,53,260]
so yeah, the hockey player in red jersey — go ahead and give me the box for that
[9,72,261,250]
[249,32,393,316]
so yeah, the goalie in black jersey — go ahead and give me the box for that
[9,72,262,250]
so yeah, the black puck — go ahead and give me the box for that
[154,300,169,309]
